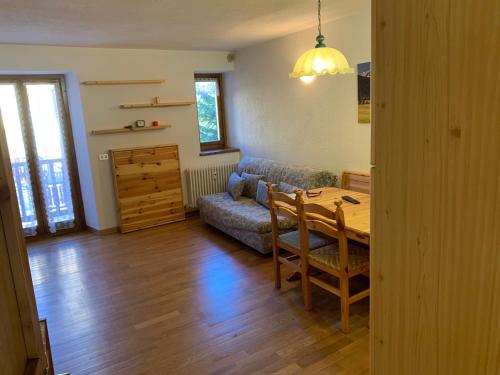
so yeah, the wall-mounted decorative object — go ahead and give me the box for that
[289,0,354,83]
[152,121,159,127]
[135,120,146,128]
[357,62,371,124]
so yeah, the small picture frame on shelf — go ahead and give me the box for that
[135,120,146,128]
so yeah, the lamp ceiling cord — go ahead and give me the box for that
[315,0,326,48]
[317,0,322,37]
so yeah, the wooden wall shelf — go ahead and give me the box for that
[82,80,165,85]
[91,125,171,135]
[120,96,195,109]
[120,101,195,109]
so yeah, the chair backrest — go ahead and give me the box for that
[341,170,370,194]
[296,191,349,272]
[298,198,345,238]
[267,183,298,236]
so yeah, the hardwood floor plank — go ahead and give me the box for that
[28,217,369,374]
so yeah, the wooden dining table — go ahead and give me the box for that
[299,186,371,245]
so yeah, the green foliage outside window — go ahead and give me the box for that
[195,81,220,143]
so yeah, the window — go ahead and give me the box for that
[194,73,226,151]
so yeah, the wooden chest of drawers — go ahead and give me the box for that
[111,145,185,233]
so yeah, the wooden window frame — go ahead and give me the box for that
[0,74,86,238]
[194,73,227,151]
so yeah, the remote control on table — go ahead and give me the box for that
[342,195,360,204]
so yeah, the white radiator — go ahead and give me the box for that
[185,163,238,209]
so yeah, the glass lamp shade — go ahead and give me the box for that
[289,47,354,79]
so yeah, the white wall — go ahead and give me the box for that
[225,7,371,179]
[0,44,237,230]
[65,72,99,229]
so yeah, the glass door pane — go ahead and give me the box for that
[0,84,38,235]
[25,82,76,233]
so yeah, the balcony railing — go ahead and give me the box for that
[11,158,74,229]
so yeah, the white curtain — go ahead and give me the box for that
[26,83,75,233]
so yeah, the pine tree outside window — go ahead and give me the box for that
[194,74,226,151]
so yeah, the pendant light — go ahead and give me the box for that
[289,0,354,83]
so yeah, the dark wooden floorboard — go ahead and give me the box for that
[28,217,369,375]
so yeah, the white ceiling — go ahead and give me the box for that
[0,0,366,51]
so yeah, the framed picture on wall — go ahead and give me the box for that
[357,62,371,124]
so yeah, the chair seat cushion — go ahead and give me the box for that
[198,192,296,234]
[279,230,332,250]
[309,243,369,272]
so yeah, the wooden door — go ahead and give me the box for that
[0,212,27,374]
[371,0,500,373]
[111,144,185,233]
[0,112,46,373]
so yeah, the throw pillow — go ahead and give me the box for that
[255,180,277,209]
[279,181,299,194]
[227,172,245,200]
[241,172,265,199]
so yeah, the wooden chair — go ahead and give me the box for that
[341,171,370,194]
[296,191,370,333]
[267,183,330,289]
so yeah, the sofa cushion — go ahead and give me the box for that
[280,165,336,190]
[237,156,337,189]
[227,172,245,200]
[237,157,284,185]
[241,172,264,199]
[278,181,299,194]
[198,192,296,234]
[255,180,277,208]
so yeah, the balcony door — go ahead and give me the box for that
[0,76,84,237]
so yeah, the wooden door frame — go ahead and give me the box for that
[0,74,86,237]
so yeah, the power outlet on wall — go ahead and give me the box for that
[98,153,109,161]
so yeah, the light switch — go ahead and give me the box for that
[98,153,109,161]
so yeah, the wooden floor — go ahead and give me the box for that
[28,217,369,375]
